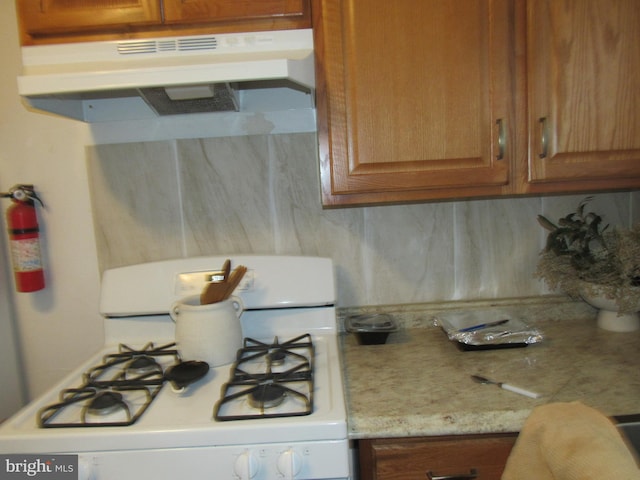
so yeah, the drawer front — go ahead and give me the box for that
[360,435,517,480]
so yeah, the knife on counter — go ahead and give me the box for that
[471,375,542,399]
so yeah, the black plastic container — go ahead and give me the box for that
[346,314,398,345]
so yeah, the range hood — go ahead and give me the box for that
[17,29,315,123]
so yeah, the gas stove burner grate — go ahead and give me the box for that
[86,391,127,417]
[214,334,314,421]
[248,383,287,409]
[36,342,178,428]
[38,384,160,428]
[86,342,179,388]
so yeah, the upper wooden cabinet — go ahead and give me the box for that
[17,0,161,36]
[313,0,514,206]
[163,0,309,25]
[16,0,311,45]
[313,0,640,206]
[526,0,640,189]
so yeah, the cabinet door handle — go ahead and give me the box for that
[495,118,506,160]
[427,468,478,480]
[538,117,549,158]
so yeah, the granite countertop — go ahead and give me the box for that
[338,296,640,439]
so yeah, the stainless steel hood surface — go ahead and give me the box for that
[18,29,315,122]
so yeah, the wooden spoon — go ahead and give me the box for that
[221,259,231,281]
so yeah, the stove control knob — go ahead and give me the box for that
[234,450,259,479]
[77,457,96,480]
[276,448,302,479]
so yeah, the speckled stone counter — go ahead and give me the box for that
[338,296,640,440]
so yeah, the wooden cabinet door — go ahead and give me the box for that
[314,0,514,206]
[527,0,640,186]
[17,0,161,36]
[163,0,310,26]
[359,435,517,480]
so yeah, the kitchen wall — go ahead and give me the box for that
[0,2,104,409]
[87,135,640,308]
[0,0,314,410]
[1,0,639,417]
[0,207,26,420]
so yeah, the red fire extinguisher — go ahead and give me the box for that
[1,184,45,292]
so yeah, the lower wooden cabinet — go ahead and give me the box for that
[358,434,518,480]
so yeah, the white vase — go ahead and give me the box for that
[579,284,640,332]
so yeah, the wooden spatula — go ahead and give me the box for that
[200,281,224,305]
[200,259,232,305]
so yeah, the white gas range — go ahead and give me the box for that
[0,256,349,480]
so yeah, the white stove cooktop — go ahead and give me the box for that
[0,255,350,480]
[2,332,345,450]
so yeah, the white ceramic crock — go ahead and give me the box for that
[170,295,243,367]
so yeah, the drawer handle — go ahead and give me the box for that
[427,468,478,480]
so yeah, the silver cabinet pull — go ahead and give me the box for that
[427,468,478,480]
[496,118,506,160]
[538,117,549,158]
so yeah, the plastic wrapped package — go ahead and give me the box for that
[433,309,544,351]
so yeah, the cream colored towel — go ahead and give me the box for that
[502,402,640,480]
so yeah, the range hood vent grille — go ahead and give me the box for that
[117,36,219,55]
[140,83,238,116]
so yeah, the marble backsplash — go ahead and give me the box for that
[86,132,639,308]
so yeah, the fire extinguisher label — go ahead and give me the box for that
[10,238,43,271]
